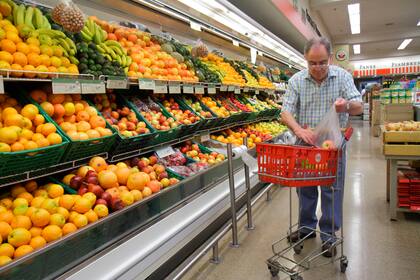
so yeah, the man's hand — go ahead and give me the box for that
[295,127,315,145]
[335,98,347,113]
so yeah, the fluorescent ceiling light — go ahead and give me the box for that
[417,20,420,26]
[347,3,360,34]
[232,39,239,47]
[353,44,360,54]
[190,21,202,31]
[397,39,413,50]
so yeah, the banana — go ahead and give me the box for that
[61,48,69,58]
[12,2,18,24]
[39,34,53,46]
[103,54,112,61]
[121,55,127,67]
[65,37,76,51]
[42,17,50,29]
[126,56,132,66]
[104,40,124,50]
[24,6,34,29]
[58,38,71,53]
[115,55,122,65]
[101,29,107,41]
[82,25,93,38]
[33,7,43,29]
[86,19,95,34]
[109,45,123,56]
[2,0,17,10]
[69,56,79,65]
[124,67,128,74]
[96,44,106,54]
[80,30,92,42]
[16,4,25,26]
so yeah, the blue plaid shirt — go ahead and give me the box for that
[282,65,362,128]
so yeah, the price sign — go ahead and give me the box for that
[107,77,128,89]
[255,89,260,95]
[234,87,241,94]
[243,87,249,92]
[155,145,175,158]
[154,80,168,94]
[183,83,194,94]
[220,85,228,92]
[168,82,181,94]
[139,79,155,90]
[81,80,106,94]
[52,78,81,94]
[195,84,204,94]
[228,85,235,92]
[207,84,216,94]
[200,133,210,142]
[0,76,4,94]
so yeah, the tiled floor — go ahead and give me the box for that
[183,120,420,280]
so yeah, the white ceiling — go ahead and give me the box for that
[310,0,420,60]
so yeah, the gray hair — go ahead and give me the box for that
[304,37,332,55]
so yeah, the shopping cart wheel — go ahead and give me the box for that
[293,244,303,254]
[340,257,348,273]
[291,274,303,280]
[267,264,279,277]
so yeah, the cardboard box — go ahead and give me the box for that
[381,104,413,123]
[371,125,381,137]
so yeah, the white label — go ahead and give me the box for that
[0,76,4,94]
[220,85,228,92]
[107,77,128,89]
[168,82,181,94]
[139,79,155,90]
[195,85,204,94]
[255,89,260,95]
[81,81,106,94]
[207,85,216,94]
[154,81,168,94]
[234,87,241,94]
[243,87,249,92]
[155,145,175,158]
[183,83,194,94]
[228,85,235,91]
[200,134,210,142]
[52,79,81,94]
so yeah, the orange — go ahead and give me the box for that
[39,45,53,56]
[56,207,69,220]
[1,39,16,53]
[29,235,46,249]
[86,129,100,139]
[73,214,88,228]
[68,211,79,223]
[0,255,12,266]
[20,128,34,140]
[0,50,13,64]
[78,132,89,140]
[24,140,38,150]
[50,56,61,67]
[11,215,32,229]
[49,213,65,227]
[30,208,50,227]
[59,195,75,210]
[29,227,43,237]
[46,183,63,198]
[0,143,11,152]
[17,192,33,204]
[47,66,57,76]
[14,245,34,258]
[72,198,91,214]
[24,180,38,192]
[12,197,28,208]
[11,142,24,151]
[67,64,78,74]
[46,133,62,145]
[62,223,77,235]
[8,228,31,247]
[26,37,39,46]
[0,198,13,209]
[10,63,23,77]
[40,101,54,116]
[0,221,12,239]
[60,122,76,132]
[41,123,56,137]
[93,204,108,218]
[76,111,90,122]
[76,121,91,132]
[25,206,36,218]
[60,57,70,67]
[41,225,62,242]
[85,106,98,117]
[31,133,44,142]
[33,114,45,126]
[53,104,65,118]
[27,53,41,67]
[16,42,29,55]
[89,156,108,172]
[40,198,58,214]
[38,54,50,67]
[6,32,21,44]
[28,44,40,55]
[12,52,27,66]
[0,243,14,258]
[23,65,36,78]
[66,130,79,140]
[21,104,38,120]
[89,116,106,129]
[36,137,49,148]
[52,46,63,57]
[84,209,98,223]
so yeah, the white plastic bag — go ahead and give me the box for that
[313,105,342,149]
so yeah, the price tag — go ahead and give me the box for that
[220,85,228,92]
[0,76,4,94]
[107,77,128,89]
[154,80,168,94]
[168,82,181,94]
[255,89,260,95]
[234,87,241,94]
[200,133,210,142]
[195,85,204,94]
[139,78,155,90]
[243,87,249,92]
[81,80,106,94]
[228,85,235,92]
[155,145,175,158]
[52,78,81,94]
[183,83,194,94]
[207,84,216,94]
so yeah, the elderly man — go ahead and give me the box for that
[281,37,362,257]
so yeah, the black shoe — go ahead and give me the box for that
[287,230,316,243]
[322,243,337,258]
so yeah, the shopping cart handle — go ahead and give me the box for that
[344,126,353,141]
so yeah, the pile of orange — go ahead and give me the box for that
[0,19,78,78]
[201,54,246,86]
[30,89,113,141]
[0,95,63,153]
[0,180,110,266]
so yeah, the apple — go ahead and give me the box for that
[88,183,104,197]
[70,175,83,190]
[111,197,124,211]
[149,155,158,165]
[78,186,88,195]
[322,140,335,150]
[95,198,108,206]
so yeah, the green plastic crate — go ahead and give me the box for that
[49,177,77,194]
[178,96,220,131]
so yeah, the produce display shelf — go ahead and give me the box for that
[1,70,95,82]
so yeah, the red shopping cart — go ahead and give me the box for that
[256,127,353,280]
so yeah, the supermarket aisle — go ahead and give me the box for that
[183,120,420,280]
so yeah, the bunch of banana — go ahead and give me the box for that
[81,19,107,45]
[96,40,131,68]
[201,61,224,80]
[13,4,51,30]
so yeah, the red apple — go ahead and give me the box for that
[78,187,88,195]
[95,198,108,206]
[322,140,335,150]
[88,183,104,197]
[101,192,112,205]
[70,175,83,190]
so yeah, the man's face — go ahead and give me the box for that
[305,44,331,82]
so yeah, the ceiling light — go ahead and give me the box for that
[353,44,360,54]
[232,40,239,47]
[190,21,202,31]
[397,39,412,50]
[347,3,360,34]
[417,20,420,26]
